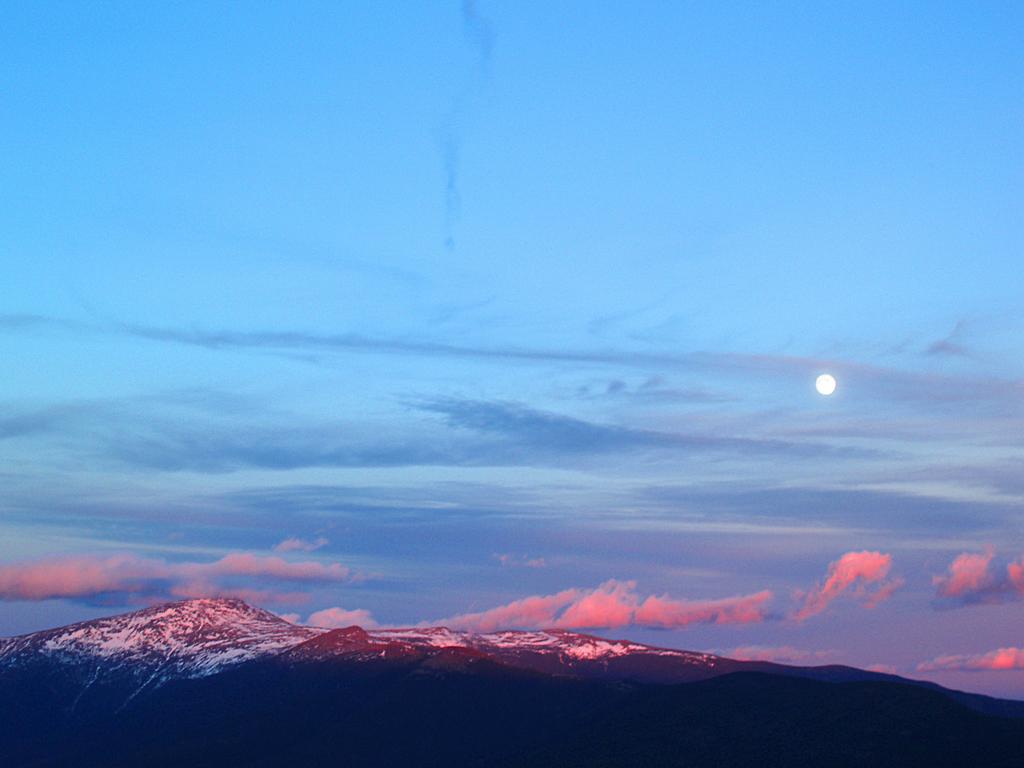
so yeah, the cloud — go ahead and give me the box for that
[918,648,1024,672]
[1009,558,1024,591]
[274,536,329,553]
[933,549,996,599]
[6,314,1024,420]
[635,590,773,628]
[420,398,860,461]
[444,587,581,633]
[558,580,639,628]
[642,484,1015,536]
[3,393,868,475]
[0,552,358,605]
[932,548,1024,605]
[494,553,546,568]
[925,320,972,358]
[191,553,352,582]
[792,551,901,621]
[439,579,773,632]
[725,645,833,664]
[306,606,379,629]
[167,582,309,605]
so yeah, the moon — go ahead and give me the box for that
[815,373,837,396]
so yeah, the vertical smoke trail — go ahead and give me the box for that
[441,1,494,251]
[461,0,494,72]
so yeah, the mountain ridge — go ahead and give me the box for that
[2,598,1023,767]
[1,597,1022,716]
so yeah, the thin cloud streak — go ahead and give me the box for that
[6,314,1024,412]
[0,394,864,473]
[919,647,1024,672]
[724,645,834,664]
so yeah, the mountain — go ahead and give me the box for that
[0,598,321,679]
[287,624,740,682]
[2,598,1023,767]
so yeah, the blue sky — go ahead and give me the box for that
[1,2,1023,697]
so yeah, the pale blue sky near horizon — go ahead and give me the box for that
[1,2,1023,697]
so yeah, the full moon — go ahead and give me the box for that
[815,373,837,396]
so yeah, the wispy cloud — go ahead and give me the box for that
[792,551,902,621]
[0,394,863,474]
[0,552,359,606]
[642,485,1016,535]
[925,320,973,358]
[306,606,379,629]
[724,645,834,664]
[4,313,1023,415]
[420,397,863,460]
[494,553,546,568]
[918,647,1024,672]
[274,537,329,553]
[437,579,773,632]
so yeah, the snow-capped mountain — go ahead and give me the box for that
[3,598,1023,768]
[0,598,323,682]
[356,626,728,682]
[0,597,727,689]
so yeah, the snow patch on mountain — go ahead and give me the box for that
[0,598,324,678]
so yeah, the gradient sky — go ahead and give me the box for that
[2,2,1023,698]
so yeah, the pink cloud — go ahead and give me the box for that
[307,606,378,629]
[558,580,638,628]
[933,549,995,598]
[197,553,352,582]
[274,537,329,553]
[932,548,1024,604]
[444,588,581,632]
[918,647,1024,672]
[0,555,161,601]
[865,663,899,674]
[0,551,358,605]
[635,590,772,628]
[442,580,772,632]
[1009,558,1024,591]
[793,551,900,621]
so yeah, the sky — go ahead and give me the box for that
[1,1,1023,698]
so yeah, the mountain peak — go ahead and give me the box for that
[0,596,323,680]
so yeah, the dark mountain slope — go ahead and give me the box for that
[5,655,1023,768]
[505,672,1024,768]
